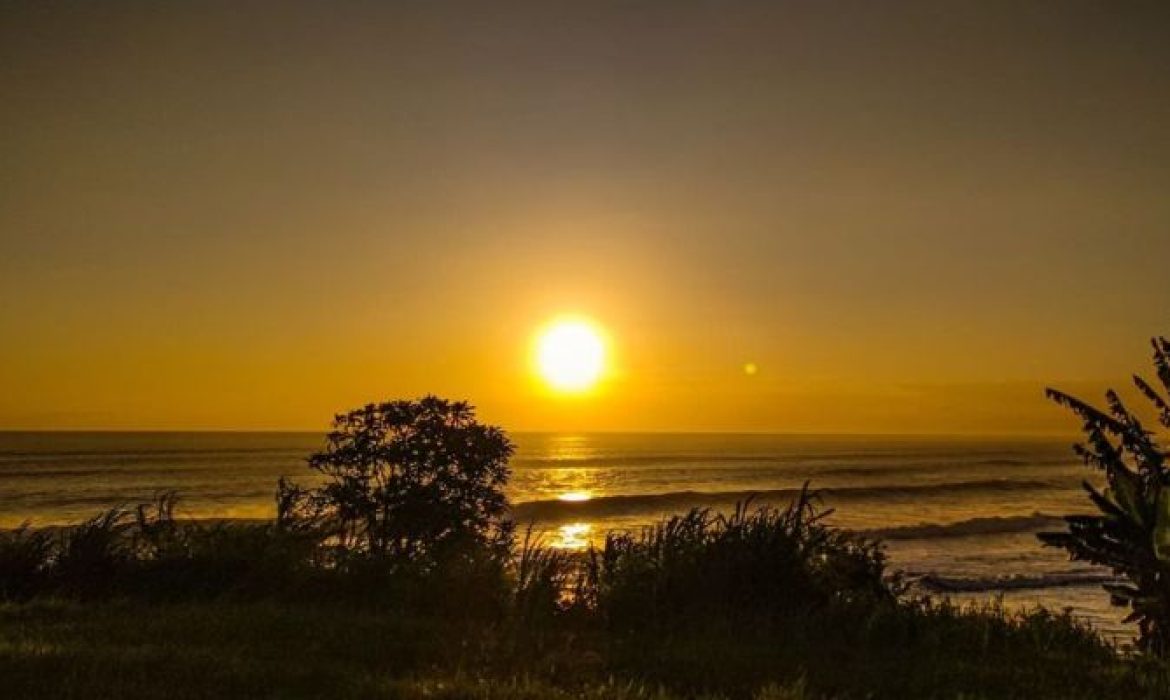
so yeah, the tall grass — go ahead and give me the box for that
[0,493,327,603]
[0,524,53,600]
[591,487,892,633]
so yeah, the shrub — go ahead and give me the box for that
[132,523,321,601]
[0,524,53,601]
[1040,336,1170,655]
[0,493,326,603]
[280,396,514,569]
[53,508,134,599]
[590,487,893,634]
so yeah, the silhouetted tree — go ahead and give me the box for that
[1040,337,1170,655]
[280,396,514,567]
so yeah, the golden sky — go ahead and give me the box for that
[2,2,1169,433]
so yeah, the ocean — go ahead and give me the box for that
[0,431,1126,640]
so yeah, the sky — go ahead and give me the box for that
[2,1,1169,433]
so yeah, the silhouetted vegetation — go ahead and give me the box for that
[1041,337,1170,656]
[2,396,1170,698]
[0,524,51,600]
[0,500,1160,698]
[278,397,515,568]
[591,488,892,634]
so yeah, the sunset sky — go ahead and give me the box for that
[3,2,1169,433]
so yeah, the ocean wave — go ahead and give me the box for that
[973,458,1033,466]
[0,466,274,479]
[867,513,1067,540]
[0,448,308,461]
[910,571,1116,593]
[510,479,1066,521]
[511,453,1072,470]
[8,489,277,509]
[808,460,1069,479]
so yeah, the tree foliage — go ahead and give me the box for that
[280,396,514,566]
[1039,337,1170,655]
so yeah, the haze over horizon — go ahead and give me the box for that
[3,2,1169,433]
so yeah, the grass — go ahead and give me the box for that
[0,597,1165,699]
[605,600,1165,699]
[0,599,801,699]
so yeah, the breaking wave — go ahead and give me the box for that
[911,571,1116,593]
[510,479,1064,521]
[867,513,1067,540]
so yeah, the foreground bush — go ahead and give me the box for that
[0,495,518,619]
[591,486,892,634]
[0,525,52,600]
[1041,337,1170,656]
[0,495,316,603]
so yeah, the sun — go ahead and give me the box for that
[535,319,606,393]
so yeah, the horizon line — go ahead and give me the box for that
[0,427,1081,439]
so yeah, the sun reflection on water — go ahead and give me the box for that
[553,522,593,550]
